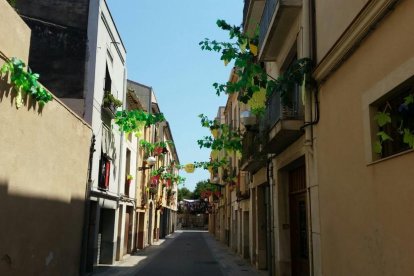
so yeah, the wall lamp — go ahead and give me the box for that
[240,110,258,131]
[138,156,156,171]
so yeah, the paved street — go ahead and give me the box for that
[93,230,266,276]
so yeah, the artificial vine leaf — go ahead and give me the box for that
[403,128,414,148]
[15,90,23,109]
[374,112,391,127]
[247,87,266,115]
[404,94,414,106]
[249,43,258,56]
[1,57,53,107]
[377,131,393,142]
[115,109,165,136]
[373,141,382,154]
[239,39,247,53]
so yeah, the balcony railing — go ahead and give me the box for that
[264,84,303,129]
[241,129,266,171]
[259,0,277,49]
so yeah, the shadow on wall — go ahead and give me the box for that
[0,73,46,114]
[0,180,85,275]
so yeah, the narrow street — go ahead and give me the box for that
[93,230,265,276]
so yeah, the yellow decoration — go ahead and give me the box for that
[247,87,266,110]
[184,163,195,173]
[15,90,23,109]
[249,43,258,56]
[236,151,242,159]
[211,129,219,138]
[137,121,146,137]
[211,150,219,160]
[240,39,247,53]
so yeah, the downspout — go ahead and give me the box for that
[115,67,127,260]
[301,0,320,131]
[79,134,96,275]
[117,67,127,199]
[267,155,275,276]
[302,0,312,145]
[302,1,317,275]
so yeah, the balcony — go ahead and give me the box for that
[240,130,266,173]
[243,0,265,35]
[259,0,302,60]
[261,86,304,153]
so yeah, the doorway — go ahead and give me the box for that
[289,164,309,276]
[148,202,154,245]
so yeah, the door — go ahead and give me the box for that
[123,211,129,255]
[289,165,309,276]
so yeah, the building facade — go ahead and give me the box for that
[313,0,414,275]
[14,0,129,271]
[211,0,414,275]
[127,80,179,251]
[0,1,93,274]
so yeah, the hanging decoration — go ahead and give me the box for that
[184,163,195,173]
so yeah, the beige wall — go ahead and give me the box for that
[0,0,31,61]
[0,2,92,274]
[315,0,369,62]
[316,1,414,275]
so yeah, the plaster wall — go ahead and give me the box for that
[0,3,92,274]
[315,1,414,274]
[314,0,369,63]
[87,0,126,197]
[0,0,30,60]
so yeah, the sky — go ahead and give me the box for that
[106,0,243,191]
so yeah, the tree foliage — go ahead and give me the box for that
[177,187,193,202]
[192,180,219,199]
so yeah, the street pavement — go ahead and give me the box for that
[92,230,267,276]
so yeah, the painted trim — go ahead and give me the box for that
[361,57,414,163]
[314,0,399,82]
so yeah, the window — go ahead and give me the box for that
[98,152,111,190]
[104,65,112,93]
[372,76,414,158]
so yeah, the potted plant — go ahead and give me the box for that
[126,174,133,185]
[103,91,123,115]
[149,185,157,195]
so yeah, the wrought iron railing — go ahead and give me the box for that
[259,0,278,49]
[264,84,303,130]
[241,129,265,166]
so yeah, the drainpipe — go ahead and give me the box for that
[302,0,312,146]
[115,67,127,259]
[302,1,317,275]
[267,155,275,276]
[117,68,127,199]
[79,134,96,275]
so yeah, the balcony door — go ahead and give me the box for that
[289,164,309,276]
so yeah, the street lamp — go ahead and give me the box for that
[240,110,257,129]
[138,156,156,171]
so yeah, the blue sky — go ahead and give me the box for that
[106,0,243,191]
